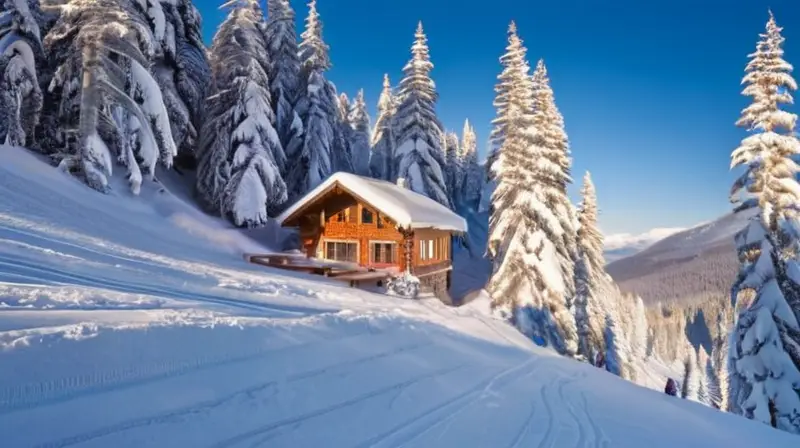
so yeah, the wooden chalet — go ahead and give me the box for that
[277,173,468,302]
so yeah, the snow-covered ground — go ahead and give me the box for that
[0,149,797,447]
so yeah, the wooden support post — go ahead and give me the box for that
[402,229,414,274]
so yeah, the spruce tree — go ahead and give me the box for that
[0,0,43,148]
[486,22,577,356]
[486,22,520,185]
[348,89,371,176]
[443,131,461,207]
[728,11,800,433]
[196,0,286,226]
[330,89,354,173]
[631,296,649,363]
[337,93,350,123]
[604,312,631,378]
[370,74,396,180]
[697,346,711,405]
[712,313,730,411]
[289,0,337,198]
[530,59,578,276]
[44,0,177,193]
[574,171,608,360]
[682,345,700,401]
[265,0,303,176]
[144,0,211,169]
[298,0,330,75]
[460,119,482,210]
[393,22,450,207]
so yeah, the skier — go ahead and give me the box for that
[664,378,678,397]
[594,351,606,369]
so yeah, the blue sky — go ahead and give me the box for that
[197,0,800,234]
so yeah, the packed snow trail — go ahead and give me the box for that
[0,150,797,447]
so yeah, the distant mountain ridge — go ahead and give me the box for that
[606,209,757,304]
[603,227,686,262]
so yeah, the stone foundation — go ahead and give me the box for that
[418,270,453,305]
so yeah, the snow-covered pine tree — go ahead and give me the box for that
[393,22,450,207]
[288,0,337,198]
[682,345,700,401]
[298,0,329,77]
[530,59,578,278]
[329,88,354,174]
[196,0,286,226]
[141,0,211,168]
[0,0,43,147]
[486,22,577,356]
[348,89,371,176]
[265,0,303,176]
[369,73,396,181]
[631,296,649,362]
[604,312,632,378]
[728,11,800,433]
[337,92,350,123]
[443,130,461,207]
[711,312,730,411]
[459,119,482,210]
[286,67,334,197]
[44,0,177,193]
[574,171,609,360]
[697,346,711,405]
[705,339,723,409]
[485,21,520,193]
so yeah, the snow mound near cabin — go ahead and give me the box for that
[0,148,796,447]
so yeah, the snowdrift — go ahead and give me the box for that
[0,149,796,447]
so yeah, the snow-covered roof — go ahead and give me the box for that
[277,172,468,233]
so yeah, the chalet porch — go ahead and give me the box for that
[243,253,394,288]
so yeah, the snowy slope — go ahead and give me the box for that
[0,149,796,447]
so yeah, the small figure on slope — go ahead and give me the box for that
[664,378,678,397]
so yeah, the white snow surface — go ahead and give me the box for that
[0,149,796,447]
[278,171,467,232]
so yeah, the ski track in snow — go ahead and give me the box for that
[0,254,333,317]
[0,223,181,275]
[359,357,542,448]
[0,325,402,415]
[205,365,469,448]
[508,383,540,448]
[34,341,446,448]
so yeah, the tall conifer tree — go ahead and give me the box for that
[393,22,450,207]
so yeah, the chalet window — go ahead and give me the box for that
[420,239,437,261]
[325,241,358,263]
[335,211,346,222]
[361,208,374,224]
[371,242,396,264]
